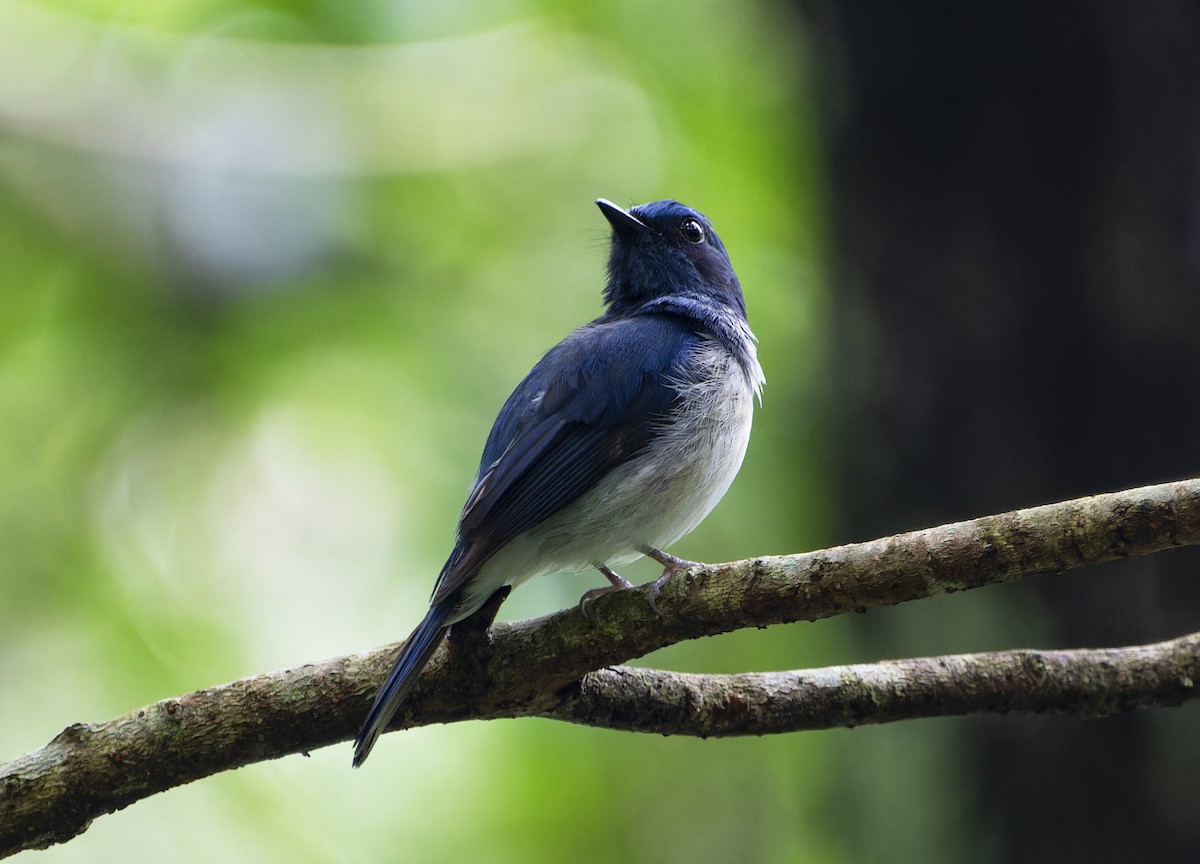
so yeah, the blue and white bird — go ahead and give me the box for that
[353,198,764,766]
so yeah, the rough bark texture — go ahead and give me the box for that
[552,633,1200,735]
[2,478,1199,857]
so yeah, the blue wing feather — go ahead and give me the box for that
[430,314,697,606]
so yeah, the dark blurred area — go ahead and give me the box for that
[806,2,1200,861]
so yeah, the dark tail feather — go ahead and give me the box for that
[352,601,453,767]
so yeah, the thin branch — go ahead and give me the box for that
[548,632,1200,735]
[2,478,1199,857]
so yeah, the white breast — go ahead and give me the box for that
[627,336,759,547]
[450,333,762,617]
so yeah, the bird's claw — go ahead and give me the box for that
[644,548,699,615]
[646,572,672,616]
[579,554,700,616]
[579,566,634,617]
[578,585,618,617]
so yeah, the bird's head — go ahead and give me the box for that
[596,199,747,321]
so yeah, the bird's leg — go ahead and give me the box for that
[578,565,634,616]
[645,548,700,614]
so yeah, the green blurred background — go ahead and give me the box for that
[1,1,840,861]
[4,1,1200,862]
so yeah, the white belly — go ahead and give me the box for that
[459,336,760,612]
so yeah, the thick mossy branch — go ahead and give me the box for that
[2,478,1199,857]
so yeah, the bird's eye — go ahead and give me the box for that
[680,218,705,244]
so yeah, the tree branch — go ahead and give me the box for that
[549,633,1200,735]
[3,478,1199,857]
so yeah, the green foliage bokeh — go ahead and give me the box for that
[0,1,932,861]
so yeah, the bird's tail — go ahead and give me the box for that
[352,600,453,767]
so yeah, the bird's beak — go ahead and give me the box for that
[596,199,652,237]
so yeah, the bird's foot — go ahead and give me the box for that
[645,548,699,615]
[578,565,634,616]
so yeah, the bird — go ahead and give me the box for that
[352,198,764,766]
